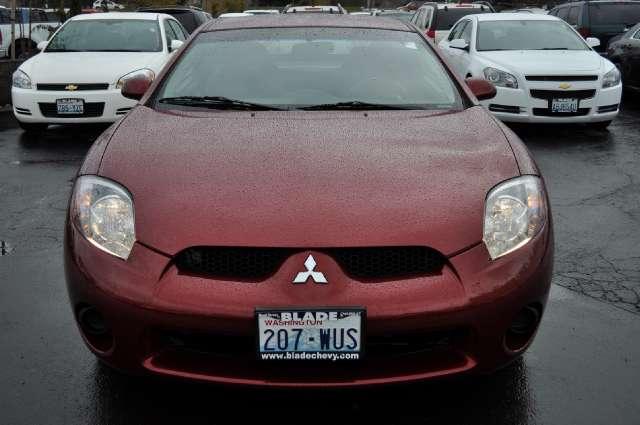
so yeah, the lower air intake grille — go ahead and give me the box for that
[175,246,446,282]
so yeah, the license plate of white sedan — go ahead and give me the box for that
[256,309,363,360]
[56,98,84,114]
[551,98,578,113]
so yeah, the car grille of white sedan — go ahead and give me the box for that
[36,83,110,91]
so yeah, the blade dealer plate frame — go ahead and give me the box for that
[255,307,366,360]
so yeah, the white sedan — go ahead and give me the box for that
[11,12,187,133]
[438,13,622,128]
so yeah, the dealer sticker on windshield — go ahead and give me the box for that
[256,309,363,361]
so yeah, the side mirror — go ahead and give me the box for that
[586,37,600,48]
[120,73,153,100]
[465,78,497,101]
[170,39,184,52]
[37,41,48,51]
[449,38,469,51]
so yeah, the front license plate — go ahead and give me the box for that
[551,98,578,113]
[257,308,363,360]
[56,98,84,114]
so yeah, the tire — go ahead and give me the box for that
[18,121,48,134]
[588,120,612,131]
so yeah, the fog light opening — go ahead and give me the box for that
[505,305,541,352]
[76,305,114,353]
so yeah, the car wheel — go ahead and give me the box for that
[587,120,612,131]
[18,121,48,134]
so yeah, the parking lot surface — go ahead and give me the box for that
[1,100,639,425]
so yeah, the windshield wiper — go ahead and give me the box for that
[44,49,84,52]
[158,96,287,111]
[537,47,569,50]
[300,101,416,111]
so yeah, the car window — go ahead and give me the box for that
[46,19,162,52]
[634,28,640,39]
[163,19,178,47]
[588,3,640,26]
[156,28,463,110]
[477,20,589,51]
[0,10,10,23]
[168,19,187,41]
[557,7,569,20]
[413,9,425,29]
[460,20,472,43]
[448,20,466,40]
[567,7,580,26]
[434,8,489,31]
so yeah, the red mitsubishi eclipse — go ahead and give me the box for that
[65,15,553,387]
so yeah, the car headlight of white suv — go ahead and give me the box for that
[483,176,548,260]
[602,67,621,89]
[483,67,518,89]
[71,176,136,260]
[12,70,32,89]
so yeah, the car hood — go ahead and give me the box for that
[97,106,521,257]
[20,52,167,85]
[476,50,604,75]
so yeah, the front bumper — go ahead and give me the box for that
[480,81,622,124]
[11,87,136,124]
[65,220,554,387]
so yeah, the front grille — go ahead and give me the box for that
[175,246,446,282]
[530,89,596,100]
[533,108,590,117]
[38,102,105,118]
[115,107,133,115]
[597,104,618,113]
[36,83,109,91]
[489,104,520,114]
[525,75,598,82]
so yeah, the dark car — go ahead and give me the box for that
[549,1,640,53]
[65,15,553,387]
[137,5,212,33]
[607,23,640,91]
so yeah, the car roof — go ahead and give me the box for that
[474,13,559,21]
[555,0,640,5]
[202,14,410,32]
[71,12,163,20]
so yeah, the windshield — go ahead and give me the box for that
[378,12,414,22]
[477,20,589,51]
[156,28,461,110]
[589,3,640,26]
[46,19,162,52]
[436,8,489,30]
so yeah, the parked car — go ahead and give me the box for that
[283,5,347,14]
[607,23,640,92]
[410,2,494,44]
[372,9,414,23]
[548,0,640,54]
[92,0,125,10]
[11,12,187,133]
[0,8,60,58]
[243,9,280,15]
[137,6,212,34]
[439,13,622,128]
[64,14,553,387]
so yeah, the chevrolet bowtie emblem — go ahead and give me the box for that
[293,255,328,284]
[65,84,78,91]
[558,83,572,90]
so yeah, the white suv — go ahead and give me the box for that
[409,2,493,44]
[438,13,622,128]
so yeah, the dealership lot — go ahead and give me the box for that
[0,96,639,423]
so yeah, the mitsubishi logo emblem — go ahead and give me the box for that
[293,255,328,284]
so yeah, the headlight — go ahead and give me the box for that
[71,176,135,260]
[483,67,518,89]
[483,176,547,260]
[116,68,155,89]
[12,70,32,89]
[602,67,620,89]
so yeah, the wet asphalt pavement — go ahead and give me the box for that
[0,101,639,425]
